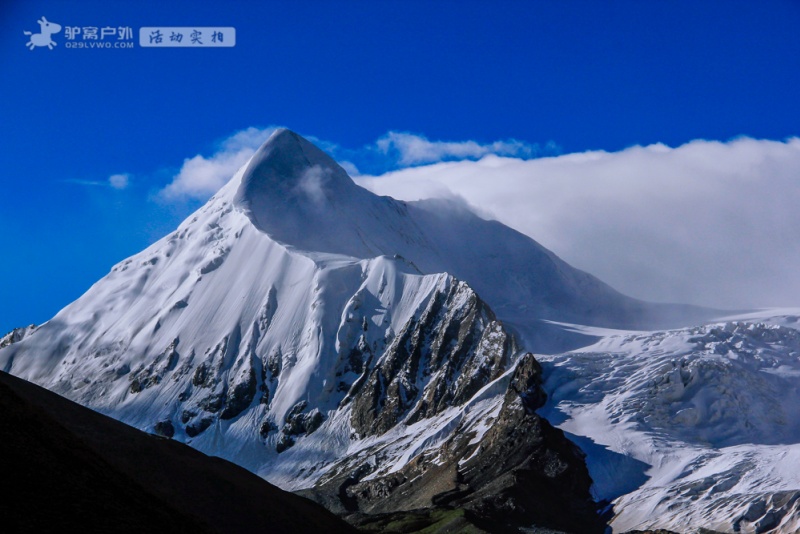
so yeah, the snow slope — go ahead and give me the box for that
[538,310,800,533]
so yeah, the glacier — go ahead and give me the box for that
[538,311,800,533]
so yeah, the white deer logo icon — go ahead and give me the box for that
[24,17,62,50]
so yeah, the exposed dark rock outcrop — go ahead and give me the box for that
[276,401,326,453]
[220,367,257,419]
[0,324,36,348]
[185,416,213,437]
[351,280,514,437]
[129,338,181,393]
[305,353,604,533]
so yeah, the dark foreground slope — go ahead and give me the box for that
[0,371,356,534]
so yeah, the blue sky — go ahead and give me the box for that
[2,0,800,334]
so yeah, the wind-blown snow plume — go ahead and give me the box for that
[296,165,329,206]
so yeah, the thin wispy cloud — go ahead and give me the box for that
[306,131,559,175]
[375,131,557,166]
[63,174,131,190]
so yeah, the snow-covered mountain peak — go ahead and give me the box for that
[232,128,377,256]
[235,128,357,206]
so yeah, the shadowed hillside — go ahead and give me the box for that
[0,370,356,534]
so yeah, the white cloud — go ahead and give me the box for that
[375,131,554,166]
[108,173,129,189]
[159,127,277,201]
[356,137,800,310]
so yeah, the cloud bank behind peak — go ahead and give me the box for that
[357,137,800,310]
